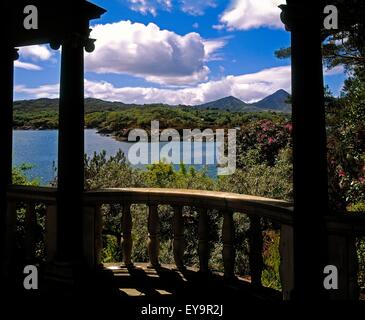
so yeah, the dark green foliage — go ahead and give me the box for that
[13,96,291,132]
[261,231,281,290]
[276,0,365,73]
[84,150,144,189]
[348,203,365,291]
[274,47,291,59]
[327,72,365,210]
[12,166,45,265]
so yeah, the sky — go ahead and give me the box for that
[14,0,347,105]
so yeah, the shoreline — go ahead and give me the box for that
[13,129,220,185]
[13,127,220,143]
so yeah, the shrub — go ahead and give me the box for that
[348,202,365,291]
[261,231,281,290]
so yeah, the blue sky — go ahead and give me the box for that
[14,0,346,104]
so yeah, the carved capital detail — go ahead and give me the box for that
[279,3,322,32]
[50,30,96,53]
[13,49,19,61]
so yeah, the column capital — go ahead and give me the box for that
[13,49,19,61]
[279,3,323,32]
[50,31,96,53]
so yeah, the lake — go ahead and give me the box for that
[13,129,219,185]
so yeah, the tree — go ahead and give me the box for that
[275,0,365,73]
[327,71,365,209]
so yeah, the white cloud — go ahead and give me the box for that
[218,0,285,31]
[324,65,345,76]
[15,83,59,98]
[18,45,53,61]
[81,63,344,104]
[15,63,346,104]
[86,20,225,85]
[15,65,292,104]
[85,66,291,104]
[126,0,216,16]
[14,61,42,71]
[212,24,225,31]
[127,0,172,16]
[203,37,229,61]
[180,0,217,16]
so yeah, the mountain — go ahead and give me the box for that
[196,96,246,111]
[193,90,291,113]
[13,90,292,114]
[195,96,260,112]
[253,89,291,112]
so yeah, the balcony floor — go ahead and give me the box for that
[107,263,278,295]
[6,263,282,314]
[86,263,282,308]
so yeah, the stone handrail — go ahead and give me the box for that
[5,185,365,299]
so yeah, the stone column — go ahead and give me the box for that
[0,38,17,277]
[54,33,85,267]
[280,1,329,300]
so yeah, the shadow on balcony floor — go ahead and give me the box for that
[5,262,282,315]
[84,263,282,306]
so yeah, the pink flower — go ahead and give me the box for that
[284,123,293,132]
[338,169,346,177]
[268,137,274,144]
[261,120,272,131]
[359,177,365,184]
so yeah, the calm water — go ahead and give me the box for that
[13,129,219,185]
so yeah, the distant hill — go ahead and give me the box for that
[193,90,291,113]
[195,96,257,112]
[14,90,291,114]
[13,93,291,131]
[14,98,59,111]
[253,89,291,112]
[14,98,131,113]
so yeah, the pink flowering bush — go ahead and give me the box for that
[327,74,365,210]
[236,119,292,168]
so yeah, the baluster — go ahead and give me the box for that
[249,215,263,287]
[45,204,57,262]
[279,224,294,300]
[83,205,95,268]
[222,210,235,280]
[147,204,160,268]
[198,208,209,273]
[3,200,17,276]
[173,206,185,270]
[121,203,133,267]
[94,205,103,267]
[24,202,37,263]
[83,205,103,268]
